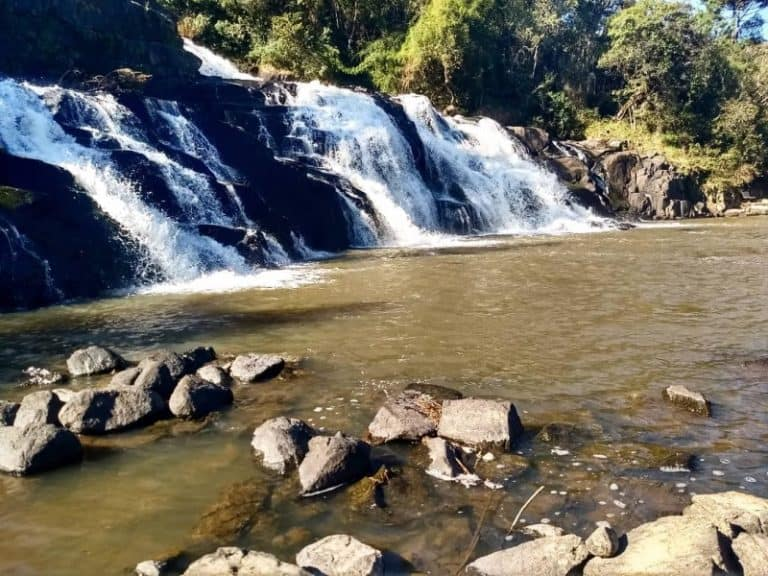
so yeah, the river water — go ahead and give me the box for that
[0,218,766,575]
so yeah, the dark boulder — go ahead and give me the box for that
[0,424,82,476]
[168,375,233,419]
[298,433,371,496]
[58,387,165,434]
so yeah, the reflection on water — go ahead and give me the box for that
[0,219,767,575]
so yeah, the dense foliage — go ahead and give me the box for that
[159,0,767,195]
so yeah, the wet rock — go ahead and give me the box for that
[66,345,124,377]
[662,385,711,416]
[368,385,461,443]
[59,387,165,434]
[133,360,176,399]
[534,422,602,447]
[583,515,735,576]
[586,522,619,558]
[21,366,65,387]
[732,533,768,576]
[0,424,82,475]
[140,351,187,381]
[404,383,464,401]
[467,534,589,576]
[183,346,217,373]
[298,432,371,496]
[169,375,233,419]
[14,390,62,428]
[347,466,390,511]
[522,524,565,538]
[197,365,232,388]
[423,436,464,478]
[251,417,315,474]
[194,480,271,541]
[0,400,19,426]
[579,442,696,472]
[683,491,768,538]
[111,367,141,387]
[296,534,383,576]
[230,354,285,383]
[438,399,524,450]
[183,547,308,576]
[135,560,165,576]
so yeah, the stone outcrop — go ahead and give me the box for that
[58,387,164,434]
[298,433,371,495]
[13,390,63,428]
[66,345,124,376]
[296,535,383,576]
[585,523,620,558]
[230,354,285,382]
[197,365,232,388]
[683,491,768,538]
[251,417,316,474]
[662,385,711,416]
[467,534,589,576]
[182,547,308,576]
[0,424,82,475]
[438,399,524,450]
[168,375,233,419]
[732,533,768,576]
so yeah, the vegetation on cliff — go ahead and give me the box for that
[159,0,768,199]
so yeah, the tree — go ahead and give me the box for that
[710,0,768,39]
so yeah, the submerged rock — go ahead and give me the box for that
[197,365,232,388]
[521,524,566,539]
[251,417,315,474]
[194,480,271,542]
[683,491,768,538]
[467,534,589,576]
[13,390,63,428]
[230,354,285,383]
[298,432,371,495]
[59,387,165,434]
[0,400,19,426]
[169,375,233,419]
[296,535,383,576]
[585,522,619,558]
[368,385,461,443]
[438,399,524,450]
[732,533,768,576]
[183,547,308,576]
[0,424,82,475]
[662,385,711,416]
[66,346,124,377]
[583,515,735,576]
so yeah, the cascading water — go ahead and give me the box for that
[0,41,608,307]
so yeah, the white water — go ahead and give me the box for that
[182,38,258,81]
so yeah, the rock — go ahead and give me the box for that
[583,515,735,576]
[422,436,464,478]
[230,354,285,383]
[296,534,383,576]
[66,346,124,377]
[521,524,566,539]
[52,388,77,404]
[13,390,62,428]
[467,534,589,576]
[168,375,233,419]
[111,367,141,387]
[58,387,165,434]
[140,351,188,381]
[683,491,768,538]
[251,417,315,474]
[507,126,551,156]
[183,346,217,373]
[197,365,232,387]
[438,399,524,450]
[368,385,461,443]
[194,480,271,541]
[0,424,82,475]
[298,432,371,495]
[133,360,176,399]
[732,533,768,576]
[662,385,710,416]
[183,547,308,576]
[404,382,464,400]
[585,523,619,558]
[0,400,19,426]
[135,560,164,576]
[21,366,65,387]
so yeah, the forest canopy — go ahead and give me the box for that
[160,0,768,195]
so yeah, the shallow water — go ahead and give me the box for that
[0,218,767,575]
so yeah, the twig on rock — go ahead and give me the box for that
[506,485,545,536]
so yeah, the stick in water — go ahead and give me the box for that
[506,485,545,536]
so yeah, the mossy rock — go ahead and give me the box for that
[193,479,273,542]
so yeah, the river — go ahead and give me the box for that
[0,218,766,574]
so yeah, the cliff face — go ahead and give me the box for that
[0,0,200,80]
